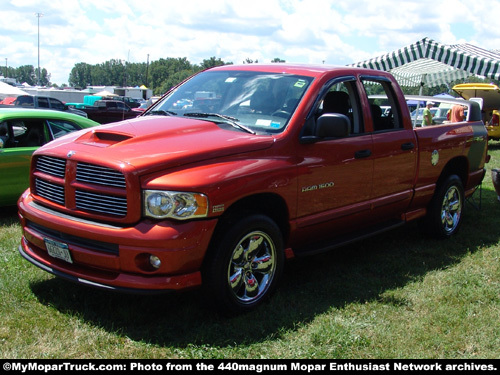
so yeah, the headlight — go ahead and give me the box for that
[143,190,209,220]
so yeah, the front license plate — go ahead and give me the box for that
[44,238,73,264]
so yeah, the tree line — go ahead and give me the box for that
[2,65,51,87]
[2,57,287,96]
[3,56,498,97]
[67,57,287,95]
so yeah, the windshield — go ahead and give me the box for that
[149,70,313,134]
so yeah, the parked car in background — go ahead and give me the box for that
[452,83,500,141]
[112,96,141,108]
[79,100,140,124]
[0,97,17,105]
[487,109,500,141]
[13,95,88,118]
[0,108,100,206]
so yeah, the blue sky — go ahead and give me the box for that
[0,0,498,85]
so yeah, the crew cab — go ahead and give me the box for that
[17,65,489,314]
[13,95,88,118]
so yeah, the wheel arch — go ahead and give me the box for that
[213,193,290,244]
[436,156,469,188]
[204,193,290,266]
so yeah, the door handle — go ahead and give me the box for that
[401,142,415,150]
[355,149,372,159]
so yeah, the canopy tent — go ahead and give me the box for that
[349,37,500,89]
[93,90,117,97]
[0,81,28,99]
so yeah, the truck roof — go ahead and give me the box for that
[207,63,395,79]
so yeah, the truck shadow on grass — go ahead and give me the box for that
[0,205,19,224]
[29,188,500,349]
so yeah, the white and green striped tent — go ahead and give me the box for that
[350,37,500,88]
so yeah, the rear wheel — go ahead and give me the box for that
[203,214,284,315]
[424,175,464,238]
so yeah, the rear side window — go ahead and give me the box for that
[362,78,403,131]
[38,97,50,108]
[16,96,34,107]
[49,98,65,110]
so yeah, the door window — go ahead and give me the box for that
[4,120,47,147]
[317,79,365,135]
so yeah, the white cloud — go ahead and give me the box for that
[0,0,496,84]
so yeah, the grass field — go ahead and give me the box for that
[1,143,499,359]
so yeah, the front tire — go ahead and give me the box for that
[203,214,284,315]
[424,175,464,238]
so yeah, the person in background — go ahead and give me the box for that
[422,101,435,126]
[489,109,499,126]
[450,104,466,122]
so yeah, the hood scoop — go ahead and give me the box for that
[77,130,134,147]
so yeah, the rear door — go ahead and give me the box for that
[360,76,417,218]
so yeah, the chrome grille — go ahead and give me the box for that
[36,156,66,178]
[76,163,126,188]
[33,156,129,219]
[75,190,127,217]
[35,178,65,205]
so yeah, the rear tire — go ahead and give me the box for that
[424,175,464,238]
[203,214,284,315]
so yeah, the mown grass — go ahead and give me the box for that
[1,143,499,359]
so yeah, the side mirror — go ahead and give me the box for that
[316,113,350,138]
[468,101,482,122]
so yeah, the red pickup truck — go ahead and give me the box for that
[17,64,489,314]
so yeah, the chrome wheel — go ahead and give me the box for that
[227,231,277,304]
[204,214,284,315]
[424,174,464,238]
[440,185,462,234]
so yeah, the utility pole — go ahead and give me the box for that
[145,54,149,87]
[35,12,43,86]
[4,58,7,77]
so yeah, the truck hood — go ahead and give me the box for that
[39,116,275,173]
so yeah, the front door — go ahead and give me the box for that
[295,78,374,248]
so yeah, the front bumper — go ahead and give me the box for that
[18,193,218,292]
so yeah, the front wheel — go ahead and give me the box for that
[203,214,284,315]
[424,175,464,238]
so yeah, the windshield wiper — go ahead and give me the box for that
[184,112,256,134]
[147,110,177,116]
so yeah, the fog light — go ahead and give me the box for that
[149,255,161,269]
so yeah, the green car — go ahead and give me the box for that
[0,108,100,206]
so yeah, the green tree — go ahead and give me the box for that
[198,57,228,70]
[148,57,196,94]
[39,68,50,86]
[69,62,93,88]
[15,65,36,86]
